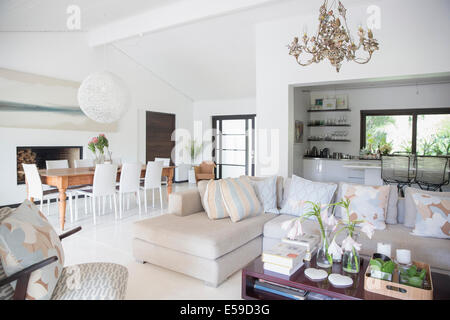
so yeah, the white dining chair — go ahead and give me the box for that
[49,159,95,221]
[74,159,95,168]
[76,164,118,225]
[117,162,142,219]
[112,158,122,165]
[46,160,69,169]
[44,160,69,200]
[154,157,170,185]
[141,161,164,211]
[22,163,60,216]
[73,159,96,215]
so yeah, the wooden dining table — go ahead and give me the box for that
[28,165,175,230]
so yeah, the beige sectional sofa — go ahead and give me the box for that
[132,178,450,287]
[133,189,276,287]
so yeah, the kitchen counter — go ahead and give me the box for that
[303,157,380,162]
[303,158,382,185]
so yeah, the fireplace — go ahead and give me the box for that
[16,146,83,185]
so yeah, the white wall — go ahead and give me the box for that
[299,82,450,156]
[0,32,193,206]
[292,89,309,176]
[255,0,450,177]
[193,97,256,162]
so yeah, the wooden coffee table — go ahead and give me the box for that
[242,255,450,300]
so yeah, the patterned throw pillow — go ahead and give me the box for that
[203,180,229,220]
[248,176,279,214]
[0,207,14,300]
[0,200,64,300]
[335,182,398,225]
[280,175,337,217]
[337,183,390,230]
[411,193,450,239]
[219,176,263,222]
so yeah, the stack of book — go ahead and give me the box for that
[262,242,306,276]
[253,279,307,300]
[282,233,320,262]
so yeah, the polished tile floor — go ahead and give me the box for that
[45,182,242,300]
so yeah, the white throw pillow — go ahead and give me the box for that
[249,176,279,214]
[279,175,337,217]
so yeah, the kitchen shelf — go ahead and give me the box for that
[307,124,351,127]
[307,109,351,112]
[307,139,351,142]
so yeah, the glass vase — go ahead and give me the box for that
[94,153,104,165]
[104,148,112,164]
[316,230,332,269]
[342,231,361,274]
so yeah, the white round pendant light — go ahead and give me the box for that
[78,71,130,123]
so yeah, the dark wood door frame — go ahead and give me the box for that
[145,111,176,166]
[212,114,256,179]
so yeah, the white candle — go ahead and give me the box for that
[377,243,391,258]
[396,249,412,265]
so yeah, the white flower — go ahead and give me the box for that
[282,218,303,239]
[360,221,376,239]
[327,214,338,230]
[341,235,362,252]
[328,239,343,258]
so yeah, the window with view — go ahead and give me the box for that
[361,109,450,155]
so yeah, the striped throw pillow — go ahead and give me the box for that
[220,176,263,222]
[203,180,229,220]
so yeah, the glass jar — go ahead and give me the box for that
[316,230,332,269]
[342,231,361,273]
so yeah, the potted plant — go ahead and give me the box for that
[88,134,111,164]
[186,139,203,166]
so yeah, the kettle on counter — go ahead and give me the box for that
[311,146,319,157]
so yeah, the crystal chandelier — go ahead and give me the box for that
[288,0,379,72]
[78,71,131,123]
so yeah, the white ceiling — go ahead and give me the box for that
[1,0,374,101]
[0,0,184,31]
[114,0,310,100]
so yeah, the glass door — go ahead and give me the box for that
[212,115,256,179]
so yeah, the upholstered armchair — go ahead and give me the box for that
[194,161,216,183]
[0,203,128,300]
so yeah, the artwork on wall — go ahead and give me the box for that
[295,120,304,143]
[322,98,337,110]
[336,94,349,109]
[0,68,118,132]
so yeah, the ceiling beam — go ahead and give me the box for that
[88,0,283,47]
